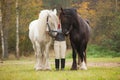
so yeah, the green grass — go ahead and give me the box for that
[0,58,120,80]
[1,44,120,80]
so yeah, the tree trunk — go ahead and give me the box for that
[115,0,118,12]
[0,1,4,60]
[1,0,8,59]
[16,0,19,59]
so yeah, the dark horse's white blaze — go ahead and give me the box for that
[60,8,91,70]
[29,9,59,71]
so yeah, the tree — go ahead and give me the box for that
[16,0,19,59]
[0,1,4,59]
[115,0,118,12]
[1,0,8,59]
[92,0,120,52]
[18,0,43,56]
[42,0,72,9]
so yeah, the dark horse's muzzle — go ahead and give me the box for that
[62,29,69,36]
[62,25,73,36]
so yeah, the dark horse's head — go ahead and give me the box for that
[59,8,77,35]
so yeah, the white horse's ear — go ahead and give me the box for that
[53,9,57,14]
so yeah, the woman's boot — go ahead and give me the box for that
[55,59,59,70]
[61,58,65,70]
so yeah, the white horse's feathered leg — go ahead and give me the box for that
[44,39,51,70]
[32,42,38,69]
[35,41,43,71]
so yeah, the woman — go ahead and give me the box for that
[54,23,66,70]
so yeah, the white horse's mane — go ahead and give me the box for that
[39,9,57,19]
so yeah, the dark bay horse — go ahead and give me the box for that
[60,8,91,70]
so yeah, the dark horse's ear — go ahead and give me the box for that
[61,8,63,12]
[60,7,64,14]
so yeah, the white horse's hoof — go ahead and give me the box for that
[44,68,51,71]
[46,68,51,70]
[34,65,37,69]
[35,67,43,71]
[44,66,51,71]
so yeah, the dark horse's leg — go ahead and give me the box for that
[79,44,87,70]
[77,50,86,66]
[71,42,77,70]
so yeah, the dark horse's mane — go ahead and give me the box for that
[61,8,79,26]
[60,8,91,70]
[61,8,90,41]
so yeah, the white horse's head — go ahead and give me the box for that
[39,9,59,37]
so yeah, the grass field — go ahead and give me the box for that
[0,44,120,80]
[0,57,120,80]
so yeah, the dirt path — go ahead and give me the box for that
[0,61,120,67]
[87,62,120,67]
[65,61,120,67]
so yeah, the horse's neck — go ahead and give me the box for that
[72,15,80,30]
[70,15,84,36]
[38,18,47,33]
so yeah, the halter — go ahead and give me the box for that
[46,16,57,37]
[65,25,73,35]
[46,16,52,32]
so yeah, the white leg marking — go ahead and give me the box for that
[80,60,87,70]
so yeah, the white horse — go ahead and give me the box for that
[29,9,59,70]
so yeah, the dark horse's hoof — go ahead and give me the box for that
[71,64,77,70]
